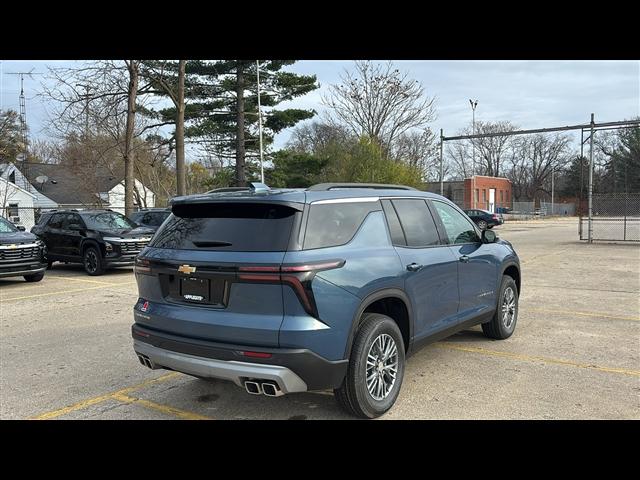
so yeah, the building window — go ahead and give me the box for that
[500,190,504,203]
[8,203,19,217]
[483,190,487,202]
[474,189,479,204]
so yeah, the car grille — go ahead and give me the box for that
[0,245,41,262]
[119,240,150,254]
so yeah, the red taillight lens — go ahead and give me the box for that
[236,259,345,318]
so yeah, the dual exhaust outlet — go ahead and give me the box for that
[137,354,156,369]
[244,380,284,397]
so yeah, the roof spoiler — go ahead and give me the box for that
[205,182,271,194]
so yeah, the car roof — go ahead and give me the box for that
[171,185,447,207]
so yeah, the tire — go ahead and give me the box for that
[477,220,488,230]
[83,246,105,276]
[482,275,519,340]
[47,260,53,270]
[24,272,45,282]
[334,312,405,419]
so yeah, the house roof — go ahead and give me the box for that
[22,163,124,206]
[0,175,37,199]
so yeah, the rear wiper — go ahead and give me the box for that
[192,240,233,248]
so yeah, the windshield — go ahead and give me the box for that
[0,217,18,233]
[81,212,137,230]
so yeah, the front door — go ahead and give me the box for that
[430,200,499,320]
[489,189,496,213]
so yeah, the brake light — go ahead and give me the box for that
[237,259,345,318]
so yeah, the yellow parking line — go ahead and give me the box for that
[2,282,136,302]
[436,343,640,377]
[112,393,212,420]
[527,307,640,322]
[30,372,179,420]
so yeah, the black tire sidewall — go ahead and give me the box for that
[83,246,103,276]
[350,314,405,418]
[496,276,518,338]
[24,273,44,282]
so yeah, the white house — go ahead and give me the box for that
[0,176,38,230]
[0,162,156,217]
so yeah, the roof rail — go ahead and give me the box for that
[307,183,417,191]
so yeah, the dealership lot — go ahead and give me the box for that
[1,217,638,420]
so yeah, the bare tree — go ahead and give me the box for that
[287,121,351,154]
[392,128,439,181]
[506,133,572,203]
[123,60,139,216]
[472,121,517,177]
[322,61,437,153]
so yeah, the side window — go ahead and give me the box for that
[304,202,379,250]
[48,213,64,229]
[391,199,440,247]
[150,212,167,226]
[69,214,84,228]
[432,201,480,244]
[381,200,406,246]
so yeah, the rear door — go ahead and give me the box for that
[42,213,66,257]
[382,199,460,340]
[135,202,302,347]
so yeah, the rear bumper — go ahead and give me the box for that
[131,324,348,392]
[0,261,47,278]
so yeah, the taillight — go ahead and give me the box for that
[237,259,345,318]
[134,257,152,274]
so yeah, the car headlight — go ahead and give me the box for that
[105,242,114,252]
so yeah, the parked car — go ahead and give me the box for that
[131,183,521,418]
[463,209,504,230]
[0,216,47,282]
[32,209,154,276]
[128,208,171,232]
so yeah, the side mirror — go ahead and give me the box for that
[482,229,497,243]
[68,223,82,231]
[17,225,26,231]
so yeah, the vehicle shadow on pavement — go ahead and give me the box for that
[440,329,487,343]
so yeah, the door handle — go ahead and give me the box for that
[406,263,423,272]
[459,255,470,263]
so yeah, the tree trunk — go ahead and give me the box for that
[175,60,186,196]
[235,64,246,187]
[124,60,139,217]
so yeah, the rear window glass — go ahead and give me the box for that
[149,203,297,252]
[392,199,440,247]
[304,202,379,250]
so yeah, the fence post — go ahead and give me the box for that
[588,113,595,243]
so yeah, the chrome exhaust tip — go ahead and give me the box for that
[261,382,283,397]
[245,381,262,395]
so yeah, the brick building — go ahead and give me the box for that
[424,175,512,212]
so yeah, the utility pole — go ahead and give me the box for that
[76,84,92,139]
[256,60,265,183]
[588,113,595,243]
[551,166,554,216]
[469,99,478,208]
[439,129,443,196]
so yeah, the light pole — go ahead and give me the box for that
[469,99,478,208]
[256,60,265,183]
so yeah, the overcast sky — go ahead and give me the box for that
[1,60,638,154]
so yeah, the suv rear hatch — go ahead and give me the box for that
[134,201,303,347]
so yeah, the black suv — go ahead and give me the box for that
[128,208,171,232]
[0,216,47,282]
[32,209,154,276]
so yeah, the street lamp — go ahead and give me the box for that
[256,60,265,183]
[469,99,478,208]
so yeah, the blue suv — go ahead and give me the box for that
[131,183,521,418]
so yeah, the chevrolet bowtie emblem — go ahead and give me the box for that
[178,265,196,274]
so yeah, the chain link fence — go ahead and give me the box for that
[579,193,640,242]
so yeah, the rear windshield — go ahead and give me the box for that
[149,203,298,252]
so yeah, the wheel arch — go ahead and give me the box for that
[344,288,414,360]
[501,262,521,295]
